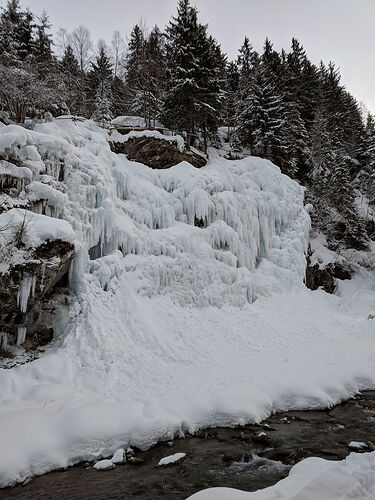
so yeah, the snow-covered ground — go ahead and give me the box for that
[188,452,375,499]
[0,119,374,487]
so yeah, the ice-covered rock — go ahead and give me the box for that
[93,459,115,470]
[348,441,368,450]
[111,448,125,464]
[158,452,186,466]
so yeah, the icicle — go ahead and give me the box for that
[0,332,8,351]
[17,275,35,313]
[16,326,27,346]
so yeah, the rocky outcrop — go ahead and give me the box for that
[109,135,207,169]
[0,239,74,352]
[305,253,351,293]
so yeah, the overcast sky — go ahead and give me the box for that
[14,0,375,113]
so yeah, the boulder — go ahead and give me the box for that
[305,252,351,294]
[109,135,207,169]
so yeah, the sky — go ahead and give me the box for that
[12,0,375,113]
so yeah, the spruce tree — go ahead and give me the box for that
[33,11,54,76]
[0,0,22,65]
[88,42,113,118]
[163,0,223,148]
[124,24,146,117]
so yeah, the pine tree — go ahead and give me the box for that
[60,44,79,75]
[0,0,23,65]
[111,76,127,117]
[280,101,310,178]
[124,24,146,117]
[237,59,285,162]
[223,61,239,140]
[163,0,223,148]
[88,42,113,118]
[17,8,34,61]
[329,150,368,249]
[60,44,81,114]
[92,80,113,127]
[235,37,259,146]
[33,11,53,76]
[144,25,166,126]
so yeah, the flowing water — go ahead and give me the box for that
[2,391,375,499]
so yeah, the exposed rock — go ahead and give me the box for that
[109,135,207,169]
[0,239,75,352]
[305,252,351,294]
[127,457,145,465]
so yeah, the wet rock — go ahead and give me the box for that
[240,431,250,441]
[348,441,368,451]
[252,432,278,447]
[0,239,74,353]
[127,457,145,465]
[317,448,348,460]
[222,452,243,463]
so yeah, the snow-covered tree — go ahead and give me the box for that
[92,81,113,127]
[163,0,224,148]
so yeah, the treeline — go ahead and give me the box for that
[0,0,374,250]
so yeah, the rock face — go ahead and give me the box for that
[305,253,351,294]
[0,239,75,351]
[109,136,207,169]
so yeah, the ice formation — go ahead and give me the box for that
[0,119,374,487]
[16,275,36,313]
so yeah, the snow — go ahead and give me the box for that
[26,181,68,216]
[0,160,33,182]
[111,448,125,464]
[93,459,114,470]
[187,452,375,500]
[158,452,186,466]
[309,230,344,269]
[0,118,374,487]
[111,115,164,129]
[0,208,75,248]
[348,441,367,450]
[109,128,185,153]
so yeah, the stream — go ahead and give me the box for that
[2,391,375,499]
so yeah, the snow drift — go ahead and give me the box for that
[0,119,374,487]
[188,452,375,500]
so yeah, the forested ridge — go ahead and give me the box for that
[0,0,374,253]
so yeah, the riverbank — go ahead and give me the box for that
[3,390,375,499]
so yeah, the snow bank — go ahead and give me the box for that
[109,128,185,153]
[0,208,75,249]
[0,118,374,487]
[188,452,375,500]
[0,159,32,181]
[111,115,164,129]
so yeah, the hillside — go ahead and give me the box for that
[0,118,374,487]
